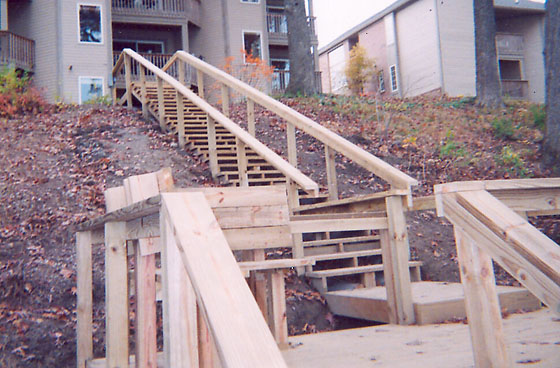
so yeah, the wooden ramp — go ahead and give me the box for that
[283,308,560,368]
[325,281,541,325]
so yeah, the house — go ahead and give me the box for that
[1,0,319,103]
[318,0,546,102]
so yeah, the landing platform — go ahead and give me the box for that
[283,308,560,367]
[326,281,541,324]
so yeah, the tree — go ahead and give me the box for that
[344,44,376,95]
[473,0,502,108]
[285,0,316,95]
[543,0,560,173]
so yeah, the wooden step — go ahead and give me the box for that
[306,261,422,279]
[305,249,382,263]
[303,234,380,248]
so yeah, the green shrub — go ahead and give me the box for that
[344,44,376,95]
[491,118,516,140]
[496,146,529,177]
[0,67,47,117]
[439,132,467,159]
[529,105,546,130]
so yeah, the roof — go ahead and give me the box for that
[318,0,545,56]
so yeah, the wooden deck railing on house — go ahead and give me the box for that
[0,31,34,71]
[267,13,288,34]
[113,52,181,83]
[435,178,560,367]
[111,0,187,17]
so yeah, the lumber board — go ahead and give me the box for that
[269,270,289,349]
[222,225,292,250]
[289,217,388,234]
[236,138,249,187]
[160,192,287,367]
[302,234,380,248]
[238,258,314,277]
[305,249,383,262]
[306,261,422,278]
[76,231,93,368]
[293,190,407,214]
[441,193,560,314]
[213,205,289,229]
[176,185,288,207]
[324,145,338,200]
[455,227,511,368]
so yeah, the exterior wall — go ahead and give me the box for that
[227,0,269,63]
[358,19,387,95]
[1,0,7,30]
[58,0,112,103]
[437,0,476,97]
[395,0,441,97]
[112,23,184,53]
[318,52,330,93]
[195,0,227,67]
[8,0,59,102]
[384,12,401,96]
[496,15,545,102]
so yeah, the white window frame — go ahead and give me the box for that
[242,30,263,63]
[77,3,104,44]
[378,71,386,93]
[241,0,260,4]
[390,64,398,92]
[79,76,105,104]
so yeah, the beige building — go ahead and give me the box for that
[318,0,545,102]
[1,0,316,103]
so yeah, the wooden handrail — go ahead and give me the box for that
[113,49,319,194]
[0,30,35,71]
[164,51,418,192]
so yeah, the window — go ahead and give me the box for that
[113,40,164,54]
[390,64,398,92]
[499,59,522,80]
[241,0,259,3]
[378,71,385,93]
[271,59,290,91]
[243,31,262,61]
[79,76,104,104]
[78,4,102,44]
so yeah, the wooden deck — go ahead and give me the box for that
[326,281,541,325]
[283,308,560,367]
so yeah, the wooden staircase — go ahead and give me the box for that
[130,81,287,186]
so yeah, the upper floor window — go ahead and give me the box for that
[378,71,386,93]
[390,65,398,92]
[78,4,102,44]
[243,31,262,61]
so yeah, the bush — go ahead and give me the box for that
[529,105,546,130]
[0,67,48,117]
[491,118,516,140]
[344,44,376,95]
[496,146,529,177]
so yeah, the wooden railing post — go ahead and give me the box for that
[178,60,186,85]
[139,65,148,119]
[157,77,166,131]
[247,99,256,136]
[381,195,415,325]
[286,123,297,167]
[197,70,205,99]
[124,54,133,108]
[325,145,338,200]
[207,116,219,178]
[236,138,249,187]
[176,91,185,148]
[455,227,510,368]
[287,179,305,275]
[221,84,230,118]
[76,231,93,368]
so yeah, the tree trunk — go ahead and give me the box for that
[543,0,560,173]
[285,0,316,95]
[473,0,502,108]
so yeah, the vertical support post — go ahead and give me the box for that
[178,59,186,85]
[124,54,133,108]
[157,77,166,131]
[197,70,205,99]
[176,91,185,148]
[139,65,148,119]
[247,99,256,136]
[324,145,338,200]
[105,221,129,367]
[287,179,305,275]
[197,307,215,368]
[76,231,93,368]
[268,270,288,349]
[207,116,219,178]
[380,195,415,325]
[236,138,249,187]
[286,123,297,167]
[135,240,157,368]
[221,84,230,117]
[455,227,510,368]
[161,211,199,367]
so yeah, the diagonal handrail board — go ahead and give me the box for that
[164,51,418,192]
[160,192,287,367]
[455,190,560,287]
[114,49,318,195]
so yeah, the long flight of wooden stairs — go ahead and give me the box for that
[130,81,287,186]
[126,77,541,327]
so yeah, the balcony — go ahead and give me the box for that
[0,31,35,71]
[267,13,288,45]
[112,0,189,19]
[496,33,523,57]
[501,80,528,99]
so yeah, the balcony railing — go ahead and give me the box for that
[112,0,187,17]
[113,52,177,82]
[0,31,35,71]
[271,71,322,94]
[267,13,287,34]
[496,33,523,56]
[501,79,528,99]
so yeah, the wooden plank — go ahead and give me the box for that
[221,84,230,118]
[381,195,415,325]
[222,225,292,250]
[177,185,288,208]
[160,192,287,367]
[325,146,338,201]
[441,193,560,314]
[239,258,314,276]
[124,55,133,108]
[306,262,422,278]
[236,138,249,187]
[197,307,215,368]
[213,205,289,229]
[157,77,166,131]
[178,59,186,85]
[493,188,560,213]
[287,123,297,167]
[455,227,511,368]
[140,65,148,118]
[197,69,205,99]
[252,249,268,320]
[247,99,255,136]
[176,91,185,148]
[207,117,219,178]
[269,270,288,349]
[160,210,199,367]
[76,231,93,368]
[289,217,388,234]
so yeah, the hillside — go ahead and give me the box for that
[0,95,557,367]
